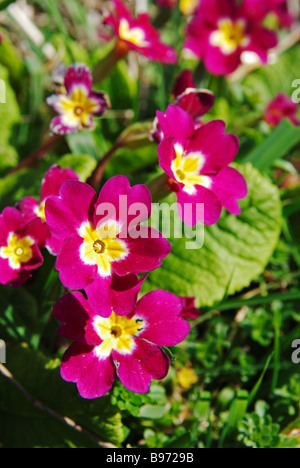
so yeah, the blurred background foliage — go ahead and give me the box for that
[0,0,300,448]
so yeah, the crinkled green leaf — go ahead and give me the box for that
[143,163,282,308]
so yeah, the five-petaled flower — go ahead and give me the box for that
[45,175,171,317]
[264,93,299,127]
[184,0,278,76]
[53,289,191,398]
[17,165,79,255]
[47,63,110,135]
[0,207,47,287]
[157,104,248,226]
[102,0,177,64]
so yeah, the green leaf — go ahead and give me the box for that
[143,163,282,308]
[58,153,97,181]
[243,119,300,171]
[0,344,124,448]
[219,389,249,447]
[0,64,21,174]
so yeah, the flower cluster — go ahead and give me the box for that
[8,0,299,403]
[0,164,192,397]
[44,174,193,397]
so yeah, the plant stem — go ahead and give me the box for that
[92,41,128,85]
[8,133,63,175]
[87,139,124,190]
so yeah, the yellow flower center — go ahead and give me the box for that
[94,312,145,357]
[79,220,128,277]
[34,201,46,222]
[0,233,34,270]
[179,0,198,16]
[171,143,212,195]
[118,18,148,48]
[59,85,99,128]
[210,19,249,55]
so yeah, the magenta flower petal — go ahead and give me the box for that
[177,184,223,226]
[203,45,241,76]
[245,27,278,64]
[175,88,215,122]
[45,180,97,241]
[157,137,178,179]
[180,296,200,320]
[112,226,171,277]
[212,166,248,215]
[156,104,195,140]
[82,275,114,318]
[17,197,40,223]
[133,290,191,347]
[112,338,170,394]
[41,165,79,201]
[172,70,196,98]
[61,343,115,399]
[0,256,21,285]
[53,292,100,345]
[64,63,93,95]
[95,175,152,233]
[85,273,146,318]
[187,120,240,173]
[1,207,24,233]
[56,235,96,289]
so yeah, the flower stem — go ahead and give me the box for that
[9,134,63,175]
[92,41,128,85]
[87,139,124,190]
[146,173,172,203]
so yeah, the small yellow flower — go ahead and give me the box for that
[177,367,198,389]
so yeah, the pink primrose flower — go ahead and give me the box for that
[264,93,299,127]
[53,289,191,397]
[157,104,248,226]
[47,63,110,135]
[184,0,278,76]
[102,0,177,64]
[0,207,47,287]
[45,175,171,317]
